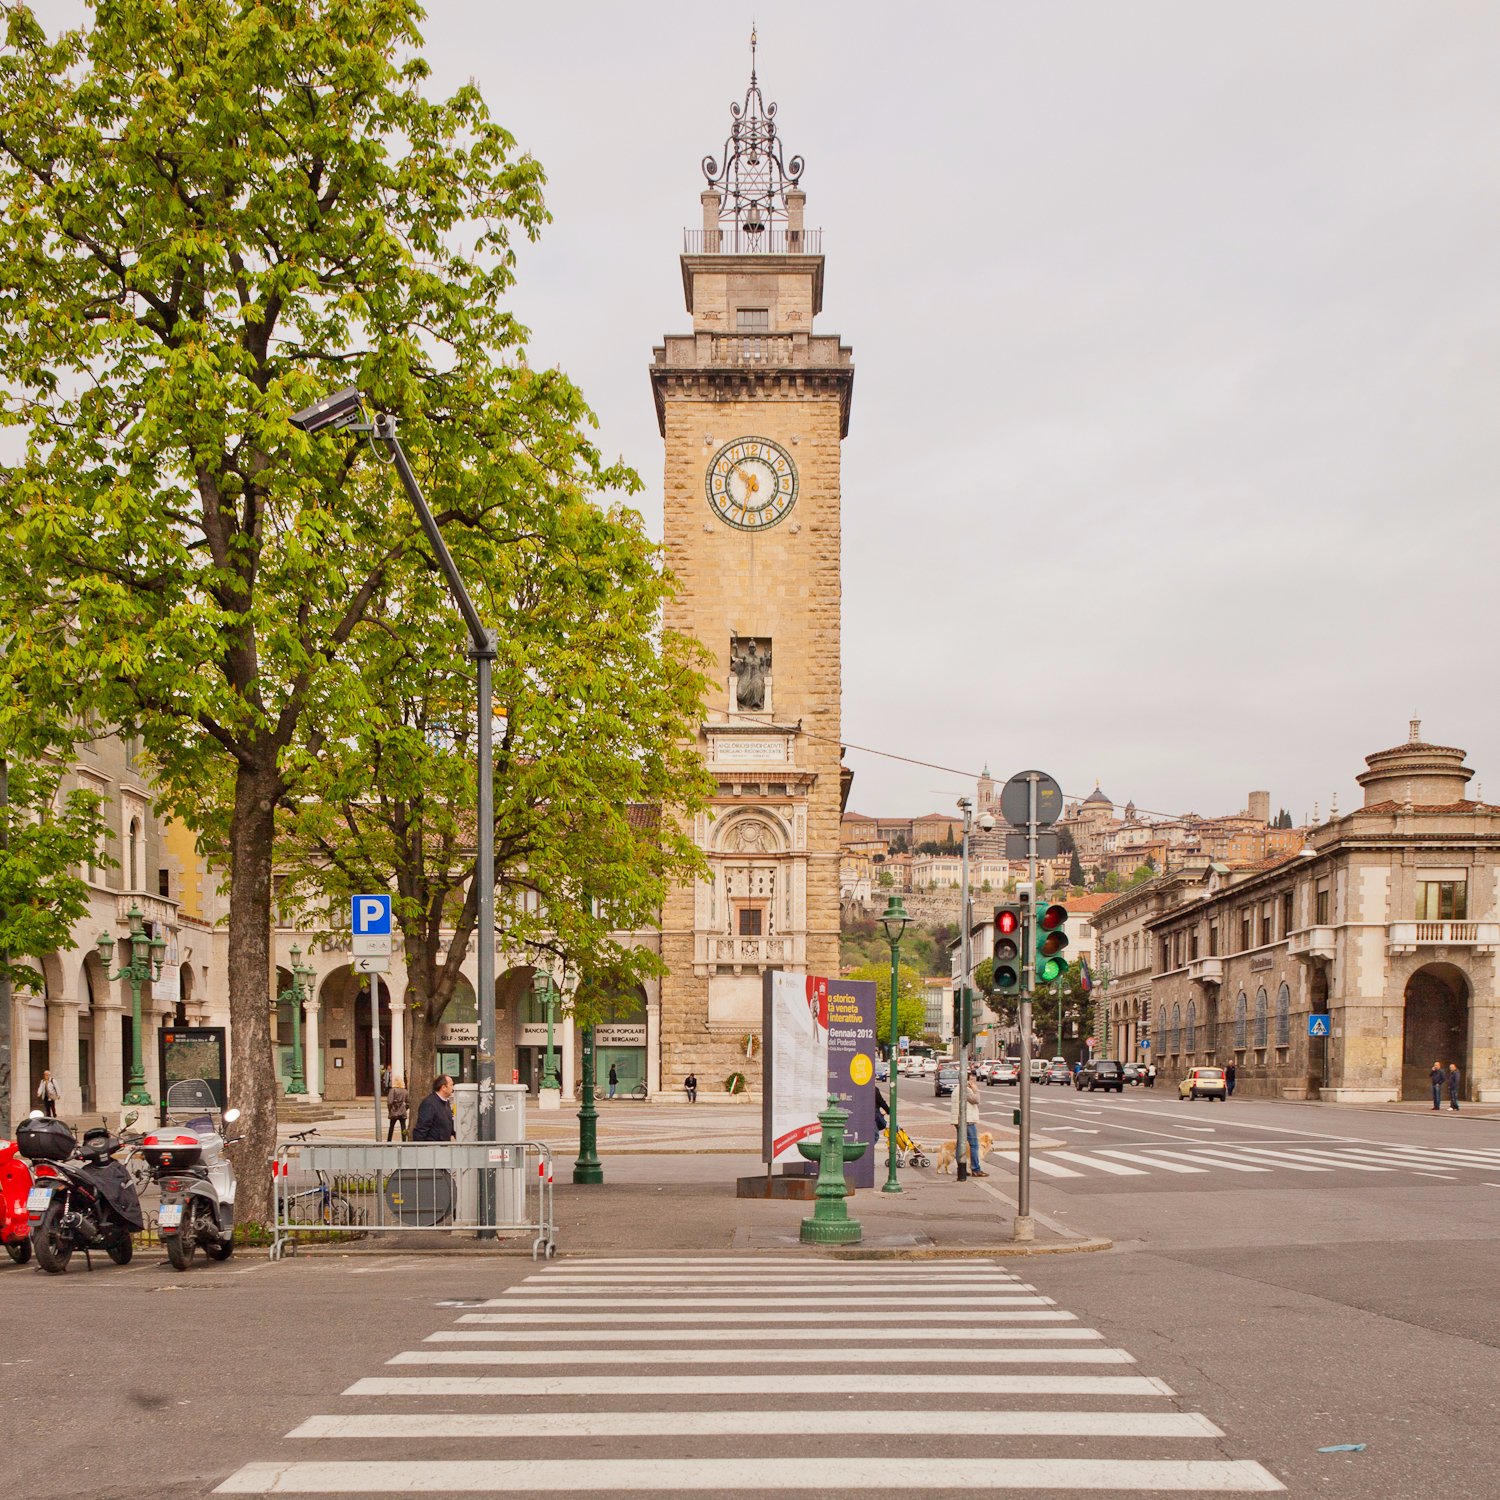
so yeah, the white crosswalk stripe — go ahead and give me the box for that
[996,1138,1500,1182]
[215,1256,1282,1495]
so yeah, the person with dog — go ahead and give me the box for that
[949,1073,986,1178]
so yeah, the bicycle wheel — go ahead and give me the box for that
[322,1193,357,1227]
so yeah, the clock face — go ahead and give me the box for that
[706,437,798,532]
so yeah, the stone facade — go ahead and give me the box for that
[1141,727,1499,1102]
[651,177,852,1096]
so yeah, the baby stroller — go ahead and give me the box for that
[885,1126,930,1169]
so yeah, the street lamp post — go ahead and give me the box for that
[97,903,165,1108]
[573,1023,604,1185]
[879,894,910,1194]
[534,970,560,1092]
[278,945,315,1096]
[289,389,500,1169]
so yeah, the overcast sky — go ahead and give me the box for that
[52,2,1500,824]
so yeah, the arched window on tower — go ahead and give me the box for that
[1235,992,1248,1050]
[1255,987,1269,1049]
[127,817,142,891]
[1275,983,1291,1047]
[1170,1003,1181,1054]
[1185,1000,1197,1054]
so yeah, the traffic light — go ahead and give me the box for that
[1035,901,1070,984]
[992,905,1023,991]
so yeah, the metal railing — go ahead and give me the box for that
[269,1139,555,1261]
[683,227,822,256]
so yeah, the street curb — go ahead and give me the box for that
[266,1237,1114,1261]
[819,1239,1114,1260]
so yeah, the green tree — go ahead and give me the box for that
[877,870,894,889]
[0,1,632,1216]
[1068,849,1085,886]
[278,495,711,1090]
[844,961,926,1045]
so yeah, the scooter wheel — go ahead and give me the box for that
[204,1237,234,1261]
[32,1198,73,1274]
[5,1238,31,1265]
[107,1238,134,1265]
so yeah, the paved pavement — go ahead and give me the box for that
[214,1256,1282,1495]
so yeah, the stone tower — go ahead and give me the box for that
[650,38,854,1092]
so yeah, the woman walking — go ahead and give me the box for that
[386,1076,409,1140]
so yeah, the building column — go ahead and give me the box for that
[303,999,323,1102]
[386,984,405,1090]
[94,1003,124,1121]
[561,1015,576,1102]
[646,995,661,1097]
[8,989,28,1132]
[48,998,82,1120]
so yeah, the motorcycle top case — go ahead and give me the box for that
[140,1132,206,1170]
[15,1116,75,1162]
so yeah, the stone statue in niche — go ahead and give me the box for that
[731,637,771,712]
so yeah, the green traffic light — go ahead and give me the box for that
[1036,902,1070,983]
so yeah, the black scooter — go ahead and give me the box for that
[18,1113,144,1273]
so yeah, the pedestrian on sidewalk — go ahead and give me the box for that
[1447,1062,1462,1112]
[950,1074,985,1177]
[1146,1063,1157,1089]
[35,1070,59,1119]
[1430,1060,1445,1111]
[385,1076,409,1141]
[607,1063,618,1100]
[684,1072,698,1103]
[411,1075,456,1141]
[875,1086,890,1135]
[1225,1061,1237,1099]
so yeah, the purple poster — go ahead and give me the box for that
[826,978,877,1189]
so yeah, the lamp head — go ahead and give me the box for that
[879,894,911,945]
[95,932,114,965]
[288,385,367,435]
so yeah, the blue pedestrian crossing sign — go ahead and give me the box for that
[352,894,392,936]
[1308,1013,1331,1037]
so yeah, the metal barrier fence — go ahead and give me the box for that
[269,1139,555,1261]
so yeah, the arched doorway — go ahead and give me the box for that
[1402,964,1469,1101]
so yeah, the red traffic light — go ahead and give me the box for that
[1038,904,1067,932]
[997,909,1019,936]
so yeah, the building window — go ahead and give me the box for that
[1254,987,1269,1049]
[1157,1006,1167,1051]
[158,868,171,899]
[738,908,764,937]
[1275,983,1291,1047]
[1415,880,1467,921]
[1240,909,1252,950]
[736,307,769,332]
[1260,903,1273,946]
[1314,882,1330,925]
[1235,992,1248,1049]
[1208,921,1219,957]
[1186,1000,1197,1053]
[1280,890,1293,937]
[1189,929,1200,961]
[1159,940,1169,972]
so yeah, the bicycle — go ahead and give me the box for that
[278,1128,360,1226]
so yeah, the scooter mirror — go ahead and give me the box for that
[223,1109,241,1124]
[123,1111,138,1127]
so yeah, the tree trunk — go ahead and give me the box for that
[409,1010,439,1102]
[224,760,281,1226]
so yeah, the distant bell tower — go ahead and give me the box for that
[651,33,854,1090]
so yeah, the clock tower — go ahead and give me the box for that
[651,39,854,1091]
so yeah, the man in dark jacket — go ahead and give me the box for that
[412,1075,457,1141]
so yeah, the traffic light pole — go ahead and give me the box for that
[955,800,972,1183]
[1014,773,1039,1243]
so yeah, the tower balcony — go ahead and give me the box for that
[653,333,852,371]
[684,227,822,256]
[1288,926,1336,963]
[695,931,804,976]
[1186,956,1223,989]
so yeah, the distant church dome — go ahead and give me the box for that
[1084,784,1112,807]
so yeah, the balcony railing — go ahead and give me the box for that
[684,228,822,256]
[1287,926,1336,962]
[1187,957,1223,987]
[653,333,853,372]
[1388,920,1499,955]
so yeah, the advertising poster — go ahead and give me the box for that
[762,971,830,1164]
[826,977,877,1188]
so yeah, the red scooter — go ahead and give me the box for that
[1,1135,34,1265]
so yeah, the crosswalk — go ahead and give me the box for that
[216,1257,1281,1495]
[997,1138,1500,1182]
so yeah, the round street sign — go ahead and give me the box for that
[1000,770,1064,829]
[1086,1036,1097,1047]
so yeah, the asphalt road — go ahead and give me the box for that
[4,1091,1497,1498]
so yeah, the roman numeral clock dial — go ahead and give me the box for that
[706,437,798,532]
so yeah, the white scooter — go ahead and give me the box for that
[140,1080,242,1270]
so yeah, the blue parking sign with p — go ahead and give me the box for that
[352,894,392,936]
[1308,1013,1330,1037]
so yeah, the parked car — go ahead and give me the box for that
[1029,1059,1046,1082]
[1122,1064,1142,1086]
[1041,1065,1072,1086]
[875,1060,890,1082]
[934,1063,960,1097]
[1075,1060,1126,1093]
[1179,1066,1228,1101]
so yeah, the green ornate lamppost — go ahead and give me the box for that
[879,894,911,1194]
[534,969,561,1091]
[573,1023,604,1185]
[97,903,166,1107]
[277,945,316,1096]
